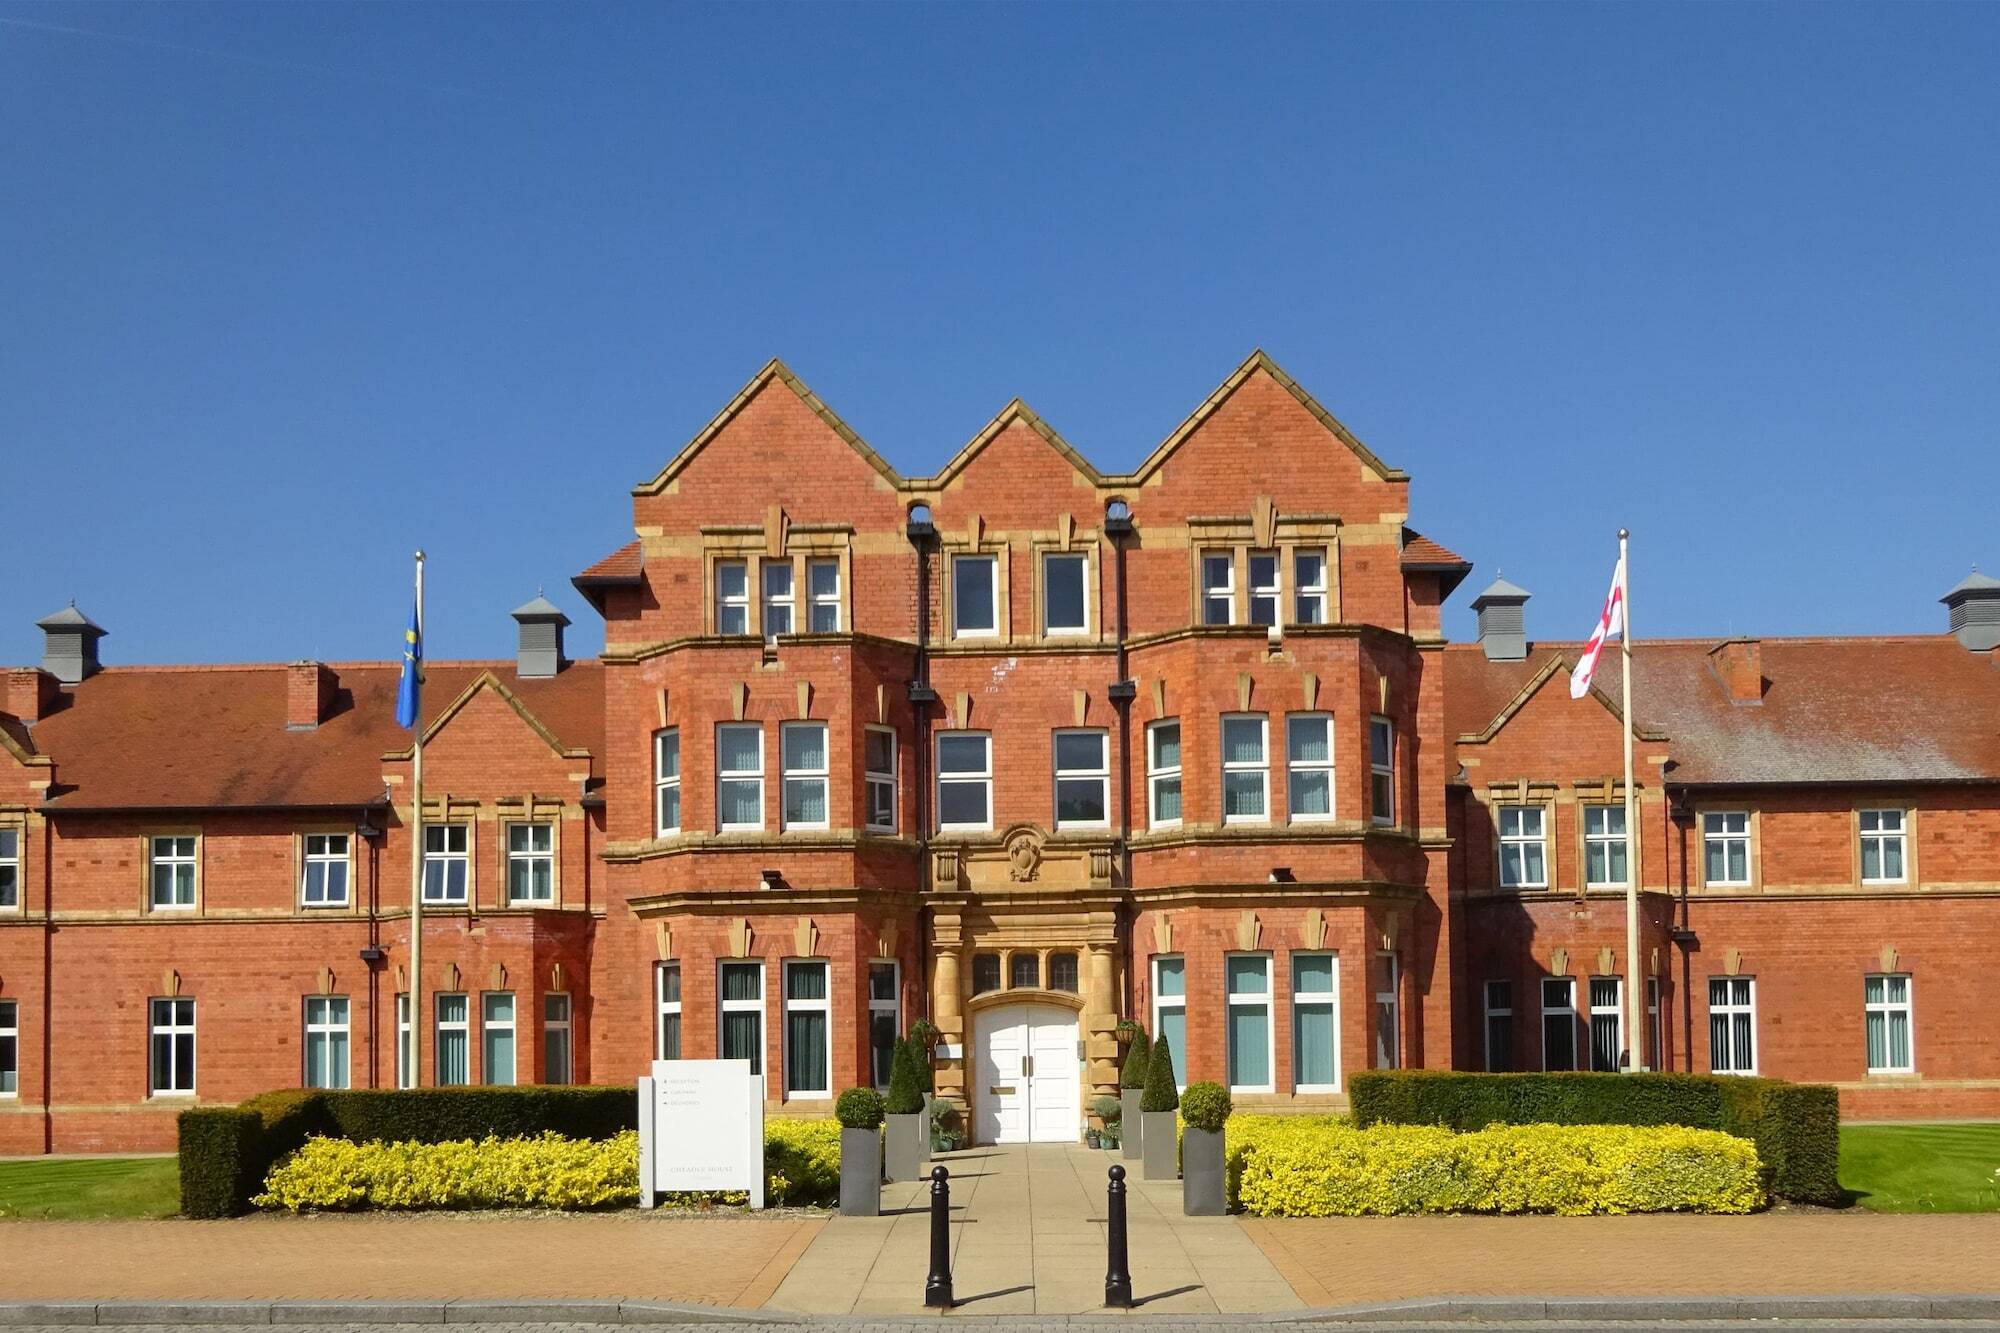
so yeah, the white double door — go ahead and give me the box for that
[972,1002,1081,1144]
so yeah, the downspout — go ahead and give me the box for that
[1104,504,1137,1021]
[41,813,54,1154]
[907,507,938,1022]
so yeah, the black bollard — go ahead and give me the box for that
[924,1164,954,1309]
[1105,1163,1133,1308]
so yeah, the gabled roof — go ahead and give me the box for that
[928,399,1106,489]
[633,358,904,496]
[1454,652,1667,745]
[384,669,588,760]
[1123,349,1408,485]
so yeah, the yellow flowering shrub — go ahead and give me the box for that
[1227,1117,1764,1216]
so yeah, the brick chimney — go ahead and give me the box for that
[5,667,59,723]
[1708,638,1764,704]
[286,661,337,730]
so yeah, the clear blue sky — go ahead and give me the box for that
[4,2,1995,667]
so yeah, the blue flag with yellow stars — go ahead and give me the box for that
[396,597,422,729]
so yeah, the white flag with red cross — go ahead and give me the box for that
[1570,554,1626,699]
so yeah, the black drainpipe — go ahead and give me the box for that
[1104,503,1137,1020]
[906,506,938,1022]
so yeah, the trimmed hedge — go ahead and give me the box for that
[1347,1070,1840,1205]
[256,1131,639,1211]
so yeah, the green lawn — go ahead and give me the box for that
[0,1156,181,1220]
[1840,1123,2000,1212]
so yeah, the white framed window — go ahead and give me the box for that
[869,961,900,1089]
[1293,548,1328,625]
[482,992,517,1085]
[0,998,15,1096]
[543,993,573,1084]
[762,560,795,639]
[1498,807,1548,889]
[936,732,993,831]
[654,728,681,835]
[1286,713,1334,821]
[1147,721,1182,828]
[807,558,841,633]
[715,559,750,636]
[781,722,829,830]
[422,824,469,904]
[1200,551,1234,625]
[1042,552,1089,636]
[951,554,999,638]
[1369,952,1399,1069]
[150,835,197,910]
[1647,977,1662,1071]
[148,997,196,1096]
[1226,954,1274,1092]
[1221,714,1270,823]
[655,963,681,1061]
[1708,976,1756,1074]
[301,833,350,907]
[434,993,470,1086]
[1864,974,1914,1074]
[1702,811,1751,886]
[1248,551,1280,626]
[1053,729,1110,829]
[303,996,350,1089]
[782,960,831,1099]
[864,726,898,833]
[1589,977,1623,1073]
[1483,980,1513,1072]
[395,993,412,1089]
[716,723,765,832]
[719,960,765,1075]
[1151,956,1187,1090]
[1541,977,1578,1071]
[0,827,18,910]
[1369,718,1395,825]
[1291,952,1340,1093]
[1584,805,1629,888]
[506,823,554,904]
[1859,809,1907,884]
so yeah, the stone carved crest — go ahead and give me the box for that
[1006,828,1044,882]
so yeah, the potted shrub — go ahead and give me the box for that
[1140,1034,1180,1181]
[835,1087,885,1216]
[929,1095,963,1153]
[884,1036,928,1181]
[1178,1081,1231,1215]
[1119,1026,1150,1161]
[908,1020,938,1160]
[1093,1095,1123,1149]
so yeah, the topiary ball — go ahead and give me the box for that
[835,1087,885,1130]
[1179,1081,1232,1133]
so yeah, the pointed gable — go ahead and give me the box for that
[1455,652,1667,747]
[931,399,1105,490]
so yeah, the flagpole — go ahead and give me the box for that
[408,551,425,1089]
[1619,529,1643,1070]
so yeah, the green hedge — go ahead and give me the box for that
[1347,1070,1839,1204]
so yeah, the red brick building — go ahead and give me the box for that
[4,352,1997,1153]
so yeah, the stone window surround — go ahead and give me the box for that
[699,526,853,640]
[1185,514,1342,630]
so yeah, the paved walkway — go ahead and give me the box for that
[766,1144,1299,1316]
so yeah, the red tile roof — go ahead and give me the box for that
[1446,636,2000,785]
[1400,528,1470,570]
[575,541,643,583]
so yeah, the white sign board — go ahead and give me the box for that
[638,1059,765,1209]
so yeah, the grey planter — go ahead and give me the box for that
[921,1093,937,1158]
[885,1112,927,1182]
[1120,1089,1144,1159]
[1141,1109,1179,1180]
[1181,1126,1225,1215]
[839,1127,882,1217]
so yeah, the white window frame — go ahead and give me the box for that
[936,731,993,832]
[434,992,470,1086]
[1369,717,1395,826]
[0,997,16,1098]
[868,961,901,1091]
[1588,976,1623,1073]
[301,832,351,908]
[806,557,841,633]
[780,721,830,831]
[1247,551,1280,627]
[1225,953,1275,1093]
[505,822,555,905]
[1151,955,1187,1091]
[951,554,999,639]
[655,963,681,1061]
[1864,973,1915,1075]
[715,559,750,636]
[1373,952,1401,1069]
[1290,951,1341,1094]
[482,992,518,1086]
[148,996,196,1096]
[762,560,795,640]
[543,992,573,1084]
[303,995,350,1090]
[1042,551,1090,636]
[864,726,898,833]
[1702,811,1752,887]
[1221,713,1270,825]
[716,723,765,833]
[1293,548,1328,625]
[1483,979,1513,1072]
[1146,720,1183,829]
[150,835,197,911]
[781,959,833,1100]
[421,823,470,905]
[1541,977,1579,1072]
[654,728,681,835]
[0,827,18,911]
[1708,975,1757,1075]
[1647,977,1662,1071]
[718,960,766,1076]
[1859,809,1908,885]
[1285,713,1335,823]
[1584,804,1630,889]
[1052,728,1111,830]
[1498,806,1549,889]
[1200,551,1235,625]
[395,993,412,1089]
